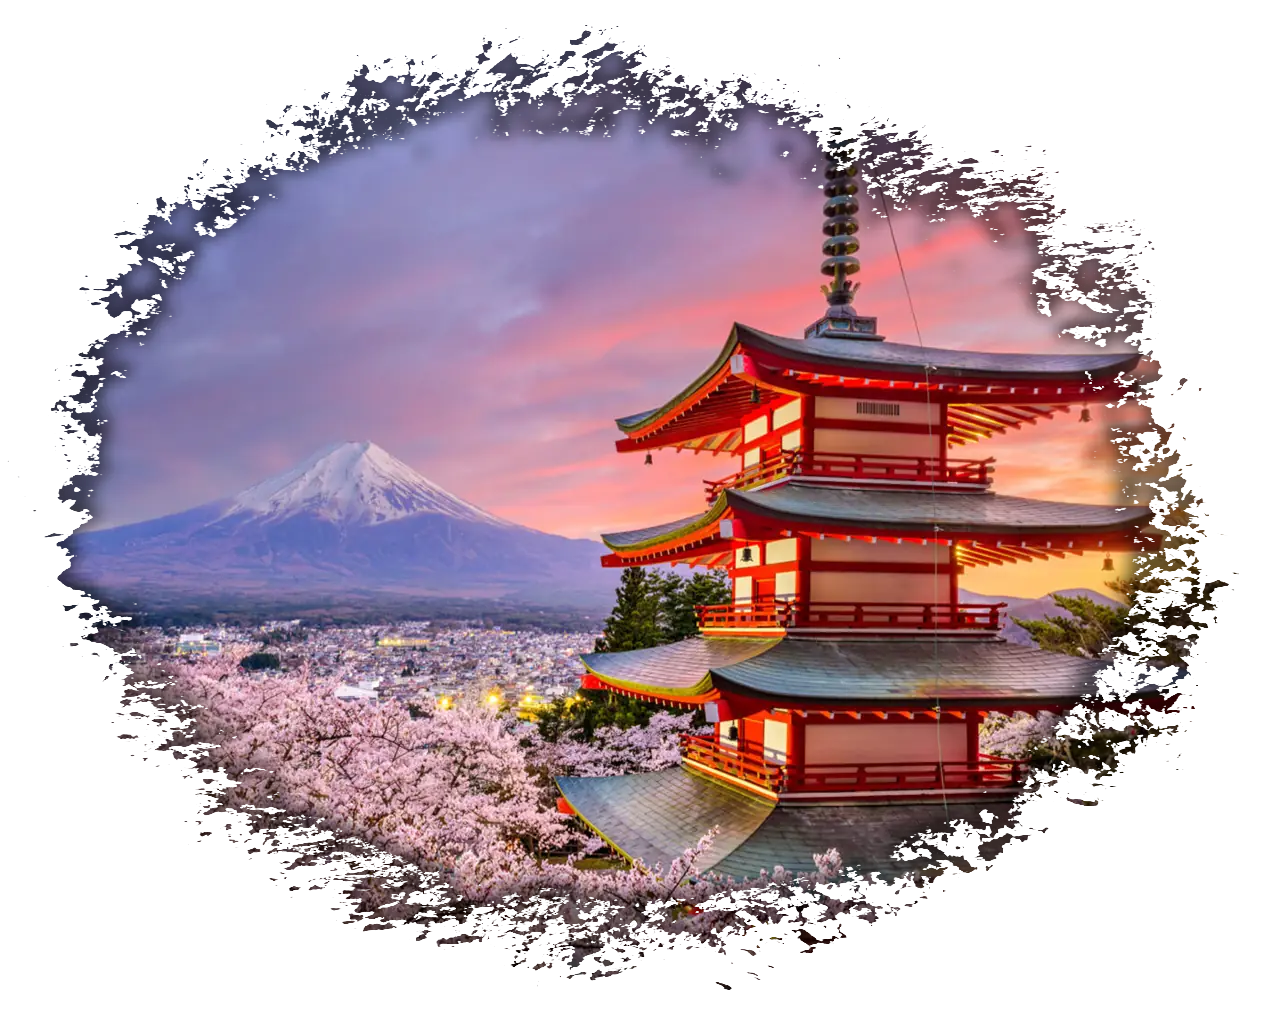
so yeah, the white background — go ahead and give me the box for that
[2,3,1272,1012]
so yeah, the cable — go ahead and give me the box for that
[871,170,951,822]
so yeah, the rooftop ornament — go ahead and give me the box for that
[805,141,883,341]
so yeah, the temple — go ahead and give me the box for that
[555,156,1153,880]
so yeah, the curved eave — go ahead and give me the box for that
[615,331,740,438]
[708,674,1089,712]
[601,494,730,552]
[580,636,780,702]
[737,323,1141,384]
[708,639,1108,708]
[724,485,1154,540]
[583,673,718,703]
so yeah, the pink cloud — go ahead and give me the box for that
[93,114,1136,600]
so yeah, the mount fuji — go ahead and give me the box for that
[65,441,615,607]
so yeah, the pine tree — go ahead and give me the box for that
[593,567,663,653]
[1012,509,1221,666]
[659,568,732,642]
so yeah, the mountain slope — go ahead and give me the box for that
[961,587,1125,648]
[65,442,614,607]
[225,440,511,527]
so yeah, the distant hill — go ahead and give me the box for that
[65,441,616,610]
[961,587,1125,647]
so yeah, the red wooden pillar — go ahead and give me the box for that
[797,534,812,624]
[938,403,949,473]
[788,710,805,779]
[966,713,980,763]
[800,390,816,469]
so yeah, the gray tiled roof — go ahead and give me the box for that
[617,409,657,429]
[601,484,1150,551]
[615,324,1139,435]
[737,323,1140,383]
[711,637,1104,705]
[713,797,1012,881]
[581,637,778,693]
[729,484,1152,535]
[600,509,712,549]
[557,766,1013,880]
[556,768,774,873]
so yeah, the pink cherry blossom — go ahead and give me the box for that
[111,648,915,982]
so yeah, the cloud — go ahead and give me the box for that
[92,105,1133,596]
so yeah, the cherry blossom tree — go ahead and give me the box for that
[109,648,920,982]
[976,707,1149,804]
[523,710,709,778]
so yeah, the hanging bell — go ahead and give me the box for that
[644,452,653,466]
[1102,554,1114,572]
[1079,405,1092,423]
[741,547,754,563]
[750,384,761,405]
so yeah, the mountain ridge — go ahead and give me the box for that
[65,441,614,607]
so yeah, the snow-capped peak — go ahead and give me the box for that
[226,441,514,527]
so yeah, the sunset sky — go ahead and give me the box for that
[94,106,1140,598]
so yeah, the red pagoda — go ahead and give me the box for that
[555,155,1152,880]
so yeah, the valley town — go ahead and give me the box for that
[159,619,599,713]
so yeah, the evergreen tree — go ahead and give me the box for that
[592,567,663,653]
[659,568,732,642]
[1012,509,1221,666]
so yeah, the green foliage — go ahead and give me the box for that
[657,569,732,643]
[238,651,282,671]
[563,565,722,744]
[1007,509,1216,666]
[592,567,663,653]
[593,566,731,652]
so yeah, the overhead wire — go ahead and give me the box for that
[868,162,952,822]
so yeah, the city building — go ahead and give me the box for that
[175,633,221,656]
[375,634,431,649]
[556,157,1156,879]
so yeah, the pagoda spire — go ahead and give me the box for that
[821,160,862,307]
[805,140,882,341]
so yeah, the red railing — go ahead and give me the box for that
[704,451,993,502]
[695,600,1006,632]
[680,734,785,790]
[798,451,993,486]
[704,453,796,502]
[680,735,1029,794]
[781,758,1028,792]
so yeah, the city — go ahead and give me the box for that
[167,619,600,714]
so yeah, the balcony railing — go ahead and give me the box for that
[704,451,993,502]
[680,735,1028,796]
[680,734,785,790]
[695,600,1006,632]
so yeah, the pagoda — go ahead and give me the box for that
[555,154,1153,880]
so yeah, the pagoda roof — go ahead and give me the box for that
[581,635,1107,708]
[734,323,1140,384]
[581,636,781,698]
[728,484,1151,537]
[601,483,1151,553]
[600,496,729,552]
[556,766,1010,879]
[615,322,1140,449]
